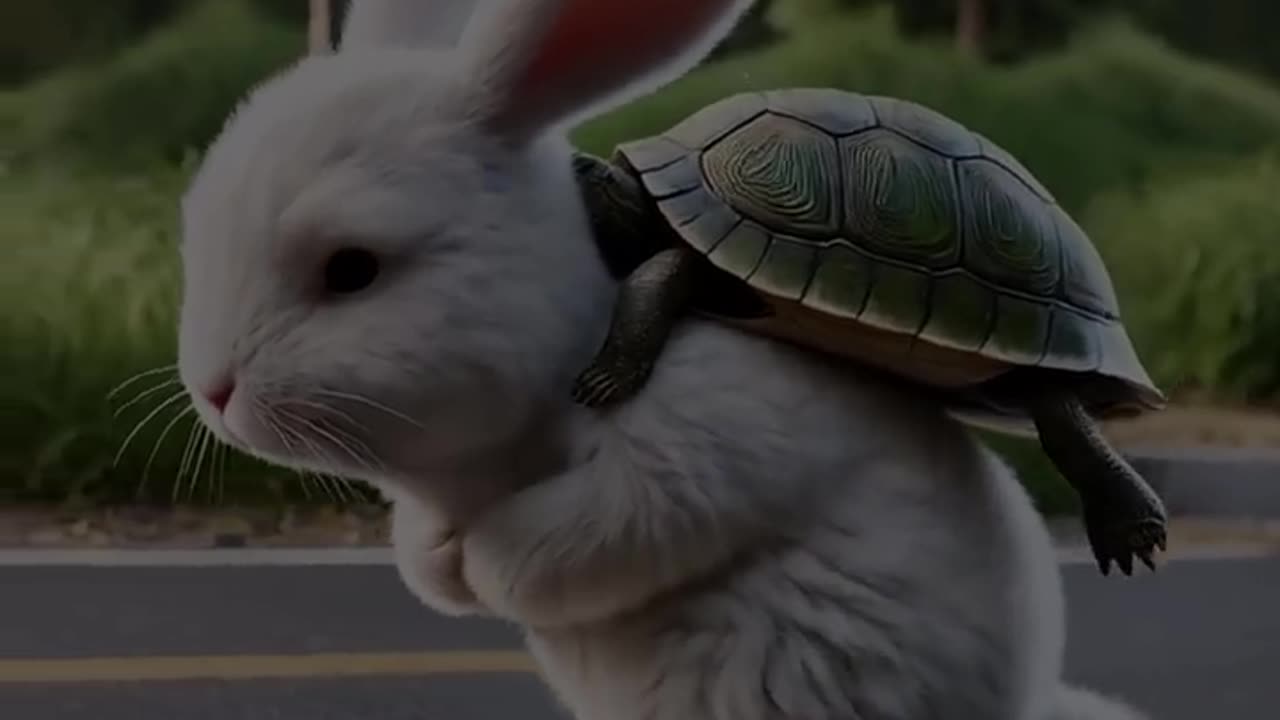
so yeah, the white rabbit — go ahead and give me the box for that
[176,0,1150,718]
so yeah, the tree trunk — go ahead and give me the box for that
[955,0,986,56]
[308,0,332,54]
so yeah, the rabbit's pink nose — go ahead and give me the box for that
[205,380,235,414]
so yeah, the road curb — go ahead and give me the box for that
[1125,446,1280,518]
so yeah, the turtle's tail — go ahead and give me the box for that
[1047,685,1150,720]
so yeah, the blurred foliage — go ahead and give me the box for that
[7,0,1280,86]
[4,1,303,169]
[1142,0,1280,86]
[1087,153,1280,406]
[1,158,360,506]
[0,0,185,84]
[877,0,1131,62]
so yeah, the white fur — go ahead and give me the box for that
[177,1,1149,718]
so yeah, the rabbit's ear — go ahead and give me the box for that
[339,0,480,51]
[460,0,756,138]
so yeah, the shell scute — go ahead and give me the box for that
[747,235,820,301]
[639,153,702,198]
[666,92,768,150]
[840,129,961,269]
[984,295,1052,365]
[859,263,932,334]
[917,273,996,352]
[615,136,686,172]
[957,158,1061,295]
[1053,206,1119,318]
[974,132,1054,203]
[799,243,873,319]
[702,114,843,238]
[1043,309,1103,372]
[870,96,982,157]
[764,88,878,135]
[707,221,771,277]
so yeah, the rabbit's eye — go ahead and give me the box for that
[324,248,380,294]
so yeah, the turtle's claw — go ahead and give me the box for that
[571,367,617,408]
[585,378,618,407]
[1136,546,1156,572]
[1115,552,1134,577]
[1083,508,1167,579]
[571,357,653,409]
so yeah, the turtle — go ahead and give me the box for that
[568,87,1168,577]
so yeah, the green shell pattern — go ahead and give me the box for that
[614,88,1158,402]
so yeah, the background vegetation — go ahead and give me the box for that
[5,0,1279,514]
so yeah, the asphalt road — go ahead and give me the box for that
[1,551,1277,719]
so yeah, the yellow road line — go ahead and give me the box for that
[0,650,537,684]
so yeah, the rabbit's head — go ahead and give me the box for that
[177,0,756,492]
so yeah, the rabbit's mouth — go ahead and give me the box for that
[232,393,384,480]
[179,376,378,483]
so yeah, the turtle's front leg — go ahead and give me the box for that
[1028,390,1168,576]
[572,246,701,408]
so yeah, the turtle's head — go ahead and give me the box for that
[176,0,758,494]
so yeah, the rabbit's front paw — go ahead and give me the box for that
[392,525,486,617]
[462,528,541,623]
[461,503,575,627]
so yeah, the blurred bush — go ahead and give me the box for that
[1087,153,1280,405]
[7,1,303,169]
[809,0,1280,84]
[14,3,1278,211]
[874,0,1131,63]
[0,0,187,85]
[1141,0,1280,86]
[8,0,1280,87]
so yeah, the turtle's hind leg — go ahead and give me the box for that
[572,247,701,408]
[1028,390,1168,576]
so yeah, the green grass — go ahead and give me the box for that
[1086,151,1280,404]
[5,0,303,171]
[1,162,295,505]
[7,3,1280,510]
[3,164,176,502]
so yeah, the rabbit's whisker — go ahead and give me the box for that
[312,389,428,433]
[277,399,384,477]
[107,363,179,402]
[137,404,197,499]
[113,390,190,469]
[112,378,183,419]
[180,426,217,504]
[259,402,350,502]
[276,405,384,479]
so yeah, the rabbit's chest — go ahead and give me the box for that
[519,536,1033,720]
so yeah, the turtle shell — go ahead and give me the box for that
[614,88,1163,414]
